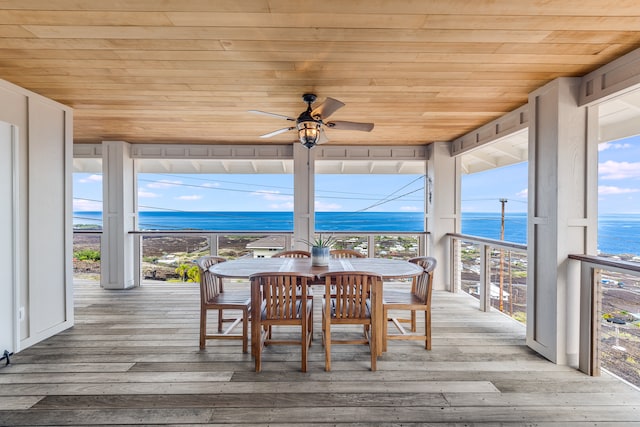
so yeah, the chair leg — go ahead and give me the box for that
[255,344,262,372]
[321,309,326,347]
[309,298,314,342]
[324,321,331,372]
[242,308,248,354]
[251,304,259,358]
[301,317,308,373]
[217,309,223,332]
[411,310,417,332]
[369,320,377,372]
[425,309,431,350]
[308,311,313,346]
[255,320,262,372]
[382,307,389,352]
[199,307,206,349]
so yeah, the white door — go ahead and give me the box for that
[0,121,17,355]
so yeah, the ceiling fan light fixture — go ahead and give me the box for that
[250,93,373,147]
[297,120,321,148]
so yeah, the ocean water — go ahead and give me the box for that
[74,211,426,233]
[73,211,640,256]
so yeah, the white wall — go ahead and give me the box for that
[0,121,18,355]
[0,79,73,352]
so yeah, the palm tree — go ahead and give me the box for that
[175,263,190,282]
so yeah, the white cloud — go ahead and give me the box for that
[73,198,102,211]
[599,160,640,180]
[147,179,182,189]
[516,188,528,198]
[203,182,221,188]
[78,174,102,183]
[251,190,293,202]
[400,206,420,211]
[315,200,341,211]
[269,202,294,209]
[138,190,160,198]
[598,185,639,195]
[598,142,632,152]
[176,195,202,201]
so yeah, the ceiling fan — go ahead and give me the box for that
[249,93,374,148]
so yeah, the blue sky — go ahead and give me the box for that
[74,173,426,213]
[596,135,640,214]
[461,134,640,214]
[461,162,528,213]
[73,134,640,215]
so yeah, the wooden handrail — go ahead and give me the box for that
[568,254,640,273]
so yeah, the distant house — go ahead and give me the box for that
[468,283,510,301]
[157,254,178,265]
[246,236,286,258]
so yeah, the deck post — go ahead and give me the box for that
[101,140,137,289]
[293,143,314,250]
[527,77,594,367]
[426,142,462,292]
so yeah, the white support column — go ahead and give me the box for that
[101,141,137,289]
[426,142,462,291]
[293,144,314,249]
[527,77,593,367]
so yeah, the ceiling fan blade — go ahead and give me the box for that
[317,127,329,144]
[260,127,295,138]
[311,97,345,120]
[326,121,374,132]
[249,110,295,121]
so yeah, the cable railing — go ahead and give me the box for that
[72,230,428,282]
[568,254,640,385]
[447,233,528,323]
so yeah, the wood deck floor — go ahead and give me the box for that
[2,279,640,426]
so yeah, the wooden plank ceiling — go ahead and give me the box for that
[2,0,640,147]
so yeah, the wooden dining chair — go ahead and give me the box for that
[272,250,311,258]
[382,256,436,351]
[325,250,366,298]
[250,272,315,372]
[318,271,383,371]
[196,256,251,353]
[271,249,314,317]
[330,249,366,258]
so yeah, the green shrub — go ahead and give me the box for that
[74,249,100,261]
[512,312,526,324]
[175,263,200,282]
[187,265,200,283]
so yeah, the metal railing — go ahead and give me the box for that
[569,254,640,384]
[448,233,528,322]
[127,230,427,256]
[73,230,428,282]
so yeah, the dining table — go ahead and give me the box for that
[209,256,423,356]
[208,256,423,280]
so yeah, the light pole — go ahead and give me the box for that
[499,198,508,312]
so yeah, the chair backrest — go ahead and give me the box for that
[271,250,311,258]
[408,256,437,305]
[250,272,314,320]
[196,256,226,301]
[320,271,382,319]
[330,249,366,259]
